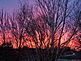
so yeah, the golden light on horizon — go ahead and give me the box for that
[0,30,80,51]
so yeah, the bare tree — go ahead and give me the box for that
[35,0,69,61]
[34,0,81,61]
[0,10,13,47]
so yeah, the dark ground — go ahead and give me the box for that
[0,46,81,61]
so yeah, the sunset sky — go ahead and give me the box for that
[0,0,34,13]
[0,0,81,51]
[0,0,18,12]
